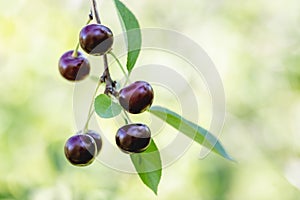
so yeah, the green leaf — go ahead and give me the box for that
[130,140,162,195]
[94,94,122,118]
[149,106,234,161]
[113,0,141,73]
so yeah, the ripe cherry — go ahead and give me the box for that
[79,24,113,55]
[116,123,151,153]
[58,50,90,81]
[64,134,97,166]
[86,130,102,155]
[119,81,154,114]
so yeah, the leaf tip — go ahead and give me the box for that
[226,155,237,163]
[147,184,158,195]
[218,149,236,162]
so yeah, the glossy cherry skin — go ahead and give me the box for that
[116,124,151,153]
[119,81,154,114]
[58,50,90,81]
[79,24,113,55]
[64,134,97,166]
[86,130,102,155]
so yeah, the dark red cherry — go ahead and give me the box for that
[79,24,113,55]
[116,123,151,153]
[58,50,90,81]
[85,130,102,155]
[64,134,97,166]
[119,81,154,114]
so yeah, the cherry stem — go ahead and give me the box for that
[72,43,80,57]
[110,95,131,125]
[89,75,99,82]
[122,110,132,124]
[72,12,94,58]
[108,51,130,86]
[108,51,127,77]
[91,0,101,24]
[83,81,103,133]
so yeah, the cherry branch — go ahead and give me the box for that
[91,0,101,24]
[91,0,117,96]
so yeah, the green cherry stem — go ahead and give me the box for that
[108,51,127,78]
[108,51,131,86]
[89,75,100,82]
[110,95,131,124]
[72,43,80,58]
[122,110,132,124]
[83,81,103,133]
[72,13,94,58]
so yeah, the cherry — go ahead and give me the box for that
[119,81,154,114]
[58,50,90,81]
[64,134,97,166]
[79,24,113,55]
[86,130,102,155]
[116,123,151,153]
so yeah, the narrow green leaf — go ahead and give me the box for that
[94,94,122,118]
[130,140,162,195]
[149,106,234,161]
[113,0,141,73]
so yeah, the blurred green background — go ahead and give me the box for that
[1,0,300,199]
